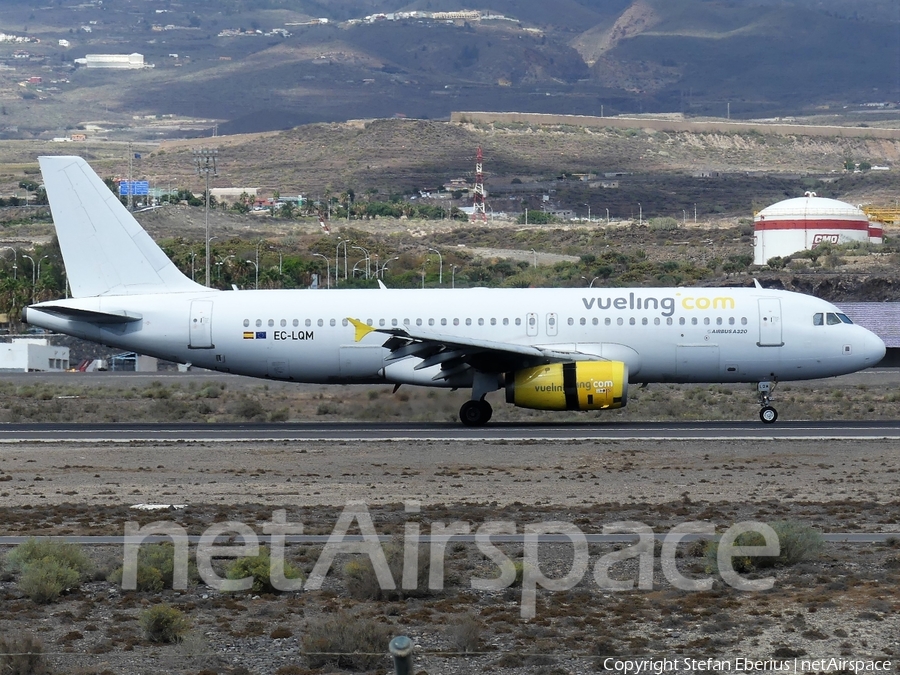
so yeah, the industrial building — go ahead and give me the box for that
[0,338,69,372]
[75,53,148,69]
[753,193,883,265]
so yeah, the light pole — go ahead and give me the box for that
[638,202,642,226]
[451,264,458,288]
[530,248,537,268]
[215,254,234,285]
[193,148,218,288]
[312,253,330,289]
[351,245,370,279]
[1,246,16,280]
[682,209,687,226]
[605,207,609,224]
[582,204,590,223]
[245,259,259,289]
[189,250,196,281]
[23,254,47,303]
[379,256,399,279]
[427,247,442,285]
[335,239,348,285]
[255,238,266,285]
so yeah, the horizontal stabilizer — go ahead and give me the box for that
[26,305,142,324]
[38,156,209,298]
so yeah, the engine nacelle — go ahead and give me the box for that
[505,361,628,411]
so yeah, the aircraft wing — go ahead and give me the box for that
[348,317,601,379]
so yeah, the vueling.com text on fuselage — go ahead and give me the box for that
[581,293,736,317]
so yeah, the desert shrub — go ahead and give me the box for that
[19,557,81,603]
[445,613,481,653]
[140,604,191,644]
[225,547,304,594]
[5,538,92,603]
[227,396,265,420]
[343,543,430,600]
[4,538,92,577]
[649,217,679,231]
[108,543,198,592]
[302,611,390,671]
[706,521,824,572]
[0,635,51,675]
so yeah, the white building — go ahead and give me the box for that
[753,193,883,265]
[0,338,69,372]
[76,53,147,69]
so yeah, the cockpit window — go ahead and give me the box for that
[826,312,841,325]
[813,313,823,326]
[837,313,853,324]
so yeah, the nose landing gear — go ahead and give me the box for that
[757,381,778,424]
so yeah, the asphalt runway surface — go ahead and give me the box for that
[2,420,900,442]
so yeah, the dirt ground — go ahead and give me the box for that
[1,430,899,675]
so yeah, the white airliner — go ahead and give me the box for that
[22,156,886,425]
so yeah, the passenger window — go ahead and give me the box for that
[478,318,484,326]
[281,319,287,327]
[503,318,509,326]
[813,313,824,326]
[342,319,348,327]
[403,319,410,325]
[465,318,471,326]
[604,318,610,326]
[491,318,496,326]
[528,316,535,326]
[243,319,250,327]
[728,317,735,325]
[379,319,385,327]
[629,318,635,325]
[580,318,586,326]
[593,318,599,326]
[366,319,373,326]
[392,319,398,326]
[317,319,324,327]
[429,318,435,326]
[716,317,722,325]
[305,319,312,327]
[454,318,460,326]
[515,318,521,326]
[268,319,275,327]
[617,318,624,326]
[666,318,673,325]
[837,313,853,324]
[654,318,660,326]
[691,318,698,325]
[741,317,748,325]
[330,318,336,327]
[568,317,574,326]
[416,318,422,326]
[679,317,686,325]
[441,318,447,326]
[293,319,299,327]
[703,317,710,325]
[826,313,841,325]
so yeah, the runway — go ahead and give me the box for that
[1,420,900,442]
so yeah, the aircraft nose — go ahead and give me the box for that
[864,330,886,366]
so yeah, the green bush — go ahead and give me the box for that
[5,538,92,603]
[4,538,92,577]
[225,547,304,593]
[343,543,431,600]
[0,635,51,675]
[302,610,390,671]
[140,604,191,644]
[108,543,198,592]
[706,521,824,573]
[19,557,81,603]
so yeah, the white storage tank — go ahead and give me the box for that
[753,192,882,265]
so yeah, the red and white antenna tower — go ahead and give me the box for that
[471,146,487,222]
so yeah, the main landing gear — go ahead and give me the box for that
[459,399,493,427]
[757,381,778,424]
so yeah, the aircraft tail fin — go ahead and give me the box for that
[38,155,207,298]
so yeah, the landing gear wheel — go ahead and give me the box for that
[759,406,778,424]
[460,400,492,427]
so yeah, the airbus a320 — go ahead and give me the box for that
[22,156,886,425]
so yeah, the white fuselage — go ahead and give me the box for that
[26,286,885,386]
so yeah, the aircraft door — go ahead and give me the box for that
[757,298,783,347]
[189,300,214,349]
[526,312,538,337]
[546,312,558,336]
